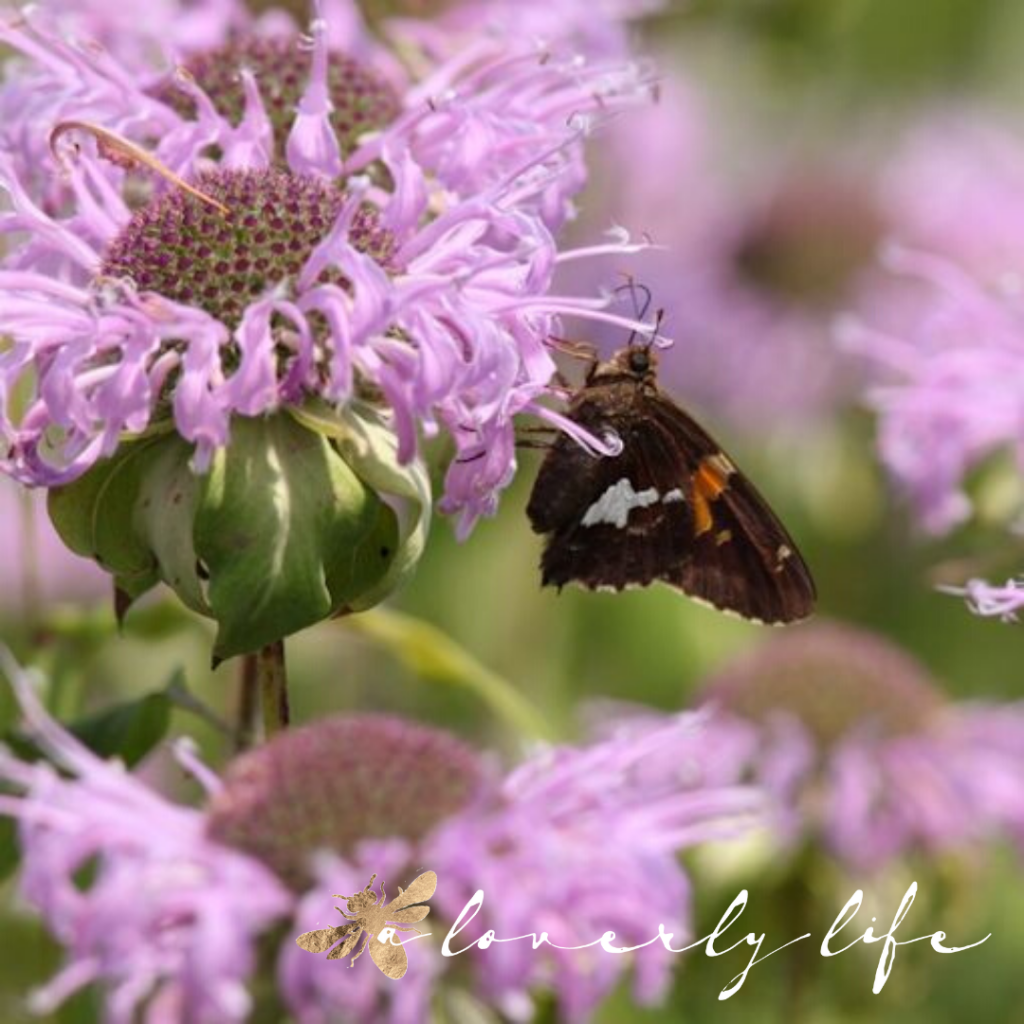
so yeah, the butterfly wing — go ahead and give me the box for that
[527,383,815,624]
[529,385,707,589]
[370,927,410,980]
[648,399,815,624]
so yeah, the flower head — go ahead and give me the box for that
[0,660,761,1023]
[694,622,1024,873]
[840,113,1024,535]
[0,10,652,542]
[839,113,1024,616]
[0,655,292,1022]
[205,713,486,888]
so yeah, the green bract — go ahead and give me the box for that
[48,408,430,661]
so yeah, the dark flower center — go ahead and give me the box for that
[101,168,395,327]
[205,715,485,890]
[704,622,945,748]
[153,36,401,160]
[732,174,883,308]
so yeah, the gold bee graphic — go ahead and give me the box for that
[295,870,437,980]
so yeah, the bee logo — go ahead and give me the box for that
[295,870,437,980]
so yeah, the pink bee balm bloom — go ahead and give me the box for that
[0,654,292,1022]
[839,114,1024,616]
[839,118,1024,536]
[691,622,1024,874]
[0,672,763,1023]
[0,10,654,535]
[422,714,762,1022]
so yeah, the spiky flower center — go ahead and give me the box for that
[155,36,401,159]
[704,623,945,748]
[205,715,484,890]
[101,168,394,327]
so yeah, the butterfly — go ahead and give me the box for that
[526,335,816,625]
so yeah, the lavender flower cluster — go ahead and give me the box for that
[0,0,653,537]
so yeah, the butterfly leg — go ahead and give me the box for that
[546,334,599,365]
[378,880,387,905]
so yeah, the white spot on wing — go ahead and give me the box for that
[582,478,659,529]
[663,488,685,504]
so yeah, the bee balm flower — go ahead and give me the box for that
[0,658,761,1023]
[0,12,652,653]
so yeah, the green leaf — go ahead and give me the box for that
[195,415,399,660]
[47,434,162,589]
[48,438,163,600]
[344,608,556,742]
[290,399,432,609]
[64,689,172,767]
[2,686,171,771]
[132,436,210,617]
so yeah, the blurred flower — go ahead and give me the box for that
[566,69,881,434]
[0,10,652,536]
[839,116,1024,536]
[0,478,107,614]
[685,622,1024,874]
[0,659,761,1023]
[423,712,760,1021]
[0,655,292,1023]
[839,114,1024,616]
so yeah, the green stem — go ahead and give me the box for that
[235,652,260,751]
[344,608,557,742]
[778,856,816,1024]
[258,640,289,738]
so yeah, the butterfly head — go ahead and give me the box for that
[588,343,660,386]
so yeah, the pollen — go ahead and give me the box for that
[100,168,396,327]
[153,36,401,160]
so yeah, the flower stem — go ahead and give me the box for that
[235,652,260,751]
[258,640,290,738]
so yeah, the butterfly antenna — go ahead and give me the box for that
[613,276,653,348]
[648,307,666,351]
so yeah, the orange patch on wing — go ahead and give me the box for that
[690,455,732,536]
[692,492,714,536]
[694,457,730,500]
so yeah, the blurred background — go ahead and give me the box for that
[3,0,1024,1021]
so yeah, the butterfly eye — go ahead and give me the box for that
[628,349,650,374]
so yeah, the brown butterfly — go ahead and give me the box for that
[295,870,436,980]
[526,330,816,625]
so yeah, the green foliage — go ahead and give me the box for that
[48,412,411,661]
